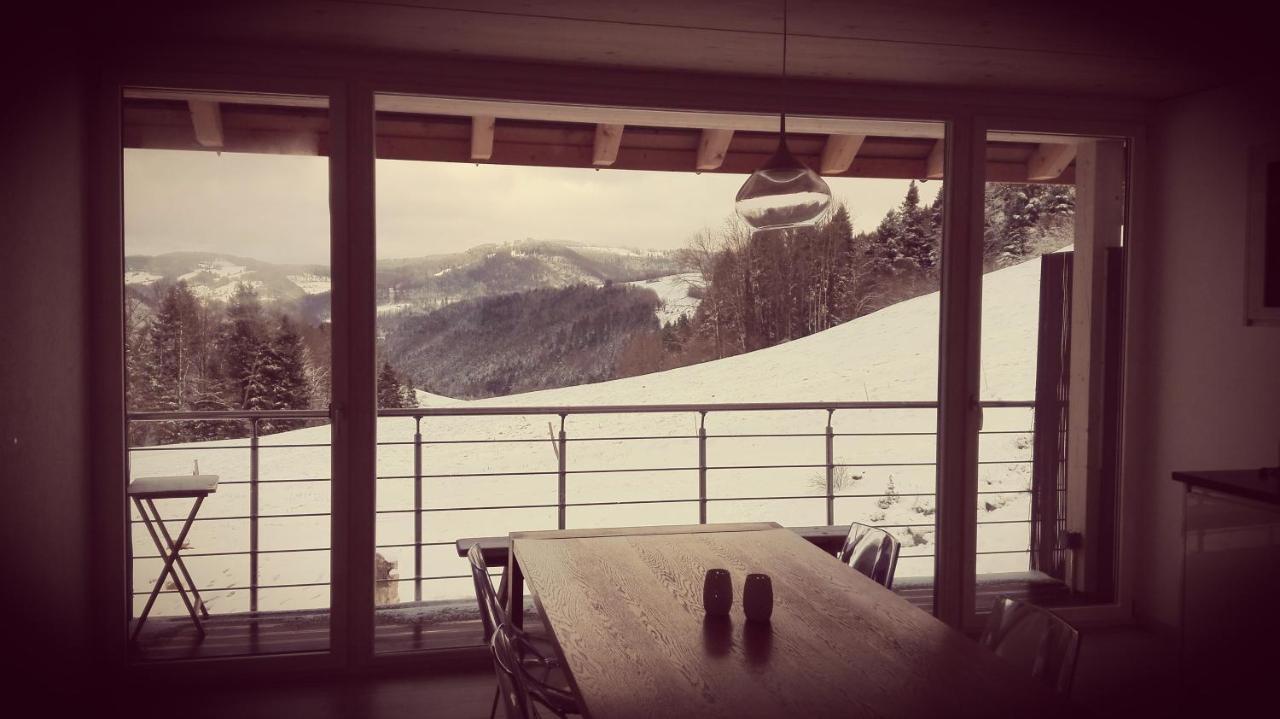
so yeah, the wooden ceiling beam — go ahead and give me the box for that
[592,123,624,166]
[470,115,495,161]
[925,139,945,179]
[377,94,944,138]
[187,100,224,148]
[696,129,734,170]
[1026,142,1078,181]
[818,134,866,175]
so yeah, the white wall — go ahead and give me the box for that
[1129,83,1280,630]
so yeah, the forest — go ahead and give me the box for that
[384,284,660,399]
[615,181,1076,376]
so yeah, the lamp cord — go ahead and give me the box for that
[781,0,788,137]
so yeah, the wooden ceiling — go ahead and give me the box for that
[111,0,1228,100]
[121,89,1082,184]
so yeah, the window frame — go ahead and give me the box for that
[92,50,1148,677]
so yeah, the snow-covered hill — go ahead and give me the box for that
[627,272,702,325]
[129,255,1047,616]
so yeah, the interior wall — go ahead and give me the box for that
[0,63,92,677]
[1129,82,1280,631]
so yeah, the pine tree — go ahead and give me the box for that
[378,361,410,409]
[218,284,270,413]
[259,315,312,432]
[140,282,204,443]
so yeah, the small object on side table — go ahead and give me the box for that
[704,568,732,616]
[743,573,773,623]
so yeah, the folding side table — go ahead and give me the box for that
[128,473,219,642]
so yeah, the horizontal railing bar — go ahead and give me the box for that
[197,477,331,486]
[377,401,943,417]
[132,546,333,560]
[130,512,331,523]
[129,442,333,452]
[129,409,331,421]
[128,519,1036,563]
[132,580,329,596]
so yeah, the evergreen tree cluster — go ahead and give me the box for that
[127,282,334,445]
[641,181,1075,371]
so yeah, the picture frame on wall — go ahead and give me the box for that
[1246,143,1280,326]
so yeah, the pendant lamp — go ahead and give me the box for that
[734,0,832,230]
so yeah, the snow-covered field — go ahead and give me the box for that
[628,272,702,325]
[287,273,332,295]
[129,256,1045,617]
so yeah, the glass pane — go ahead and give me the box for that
[122,88,332,660]
[976,131,1127,612]
[372,96,945,652]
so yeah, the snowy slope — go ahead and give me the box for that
[129,256,1046,614]
[627,272,702,325]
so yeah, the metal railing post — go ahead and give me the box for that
[698,412,708,524]
[413,415,423,603]
[249,418,259,613]
[557,414,567,530]
[825,409,835,527]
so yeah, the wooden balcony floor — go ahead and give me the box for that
[129,601,531,662]
[130,572,1072,662]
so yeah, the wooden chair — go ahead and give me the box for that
[978,596,1081,695]
[469,545,579,718]
[838,522,902,589]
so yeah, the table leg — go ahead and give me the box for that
[508,542,524,630]
[146,498,210,619]
[131,497,206,642]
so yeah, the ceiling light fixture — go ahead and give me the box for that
[734,0,832,231]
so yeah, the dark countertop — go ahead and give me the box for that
[1173,468,1280,506]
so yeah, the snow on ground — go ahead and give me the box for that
[628,272,702,325]
[129,256,1045,616]
[188,279,268,302]
[178,258,248,283]
[414,389,467,407]
[125,271,162,286]
[288,274,332,295]
[376,302,413,316]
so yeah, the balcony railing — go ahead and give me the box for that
[126,400,1038,619]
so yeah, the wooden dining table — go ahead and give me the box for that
[506,522,1078,719]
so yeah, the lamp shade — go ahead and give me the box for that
[735,137,832,230]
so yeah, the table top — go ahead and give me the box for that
[513,522,1073,719]
[127,474,219,499]
[1173,469,1280,506]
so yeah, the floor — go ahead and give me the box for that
[105,624,1184,719]
[130,572,1074,661]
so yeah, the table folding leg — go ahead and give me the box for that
[130,496,207,642]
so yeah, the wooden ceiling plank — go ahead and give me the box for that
[376,94,944,138]
[1026,142,1078,181]
[925,139,944,179]
[126,87,328,109]
[471,115,496,161]
[696,128,734,170]
[818,134,866,175]
[187,100,224,148]
[592,123,625,166]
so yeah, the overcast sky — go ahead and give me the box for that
[124,149,940,265]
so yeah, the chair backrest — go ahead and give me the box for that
[468,543,506,644]
[978,596,1081,695]
[490,624,533,719]
[838,522,902,588]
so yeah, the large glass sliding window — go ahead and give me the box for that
[367,94,950,653]
[121,89,334,661]
[975,130,1128,612]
